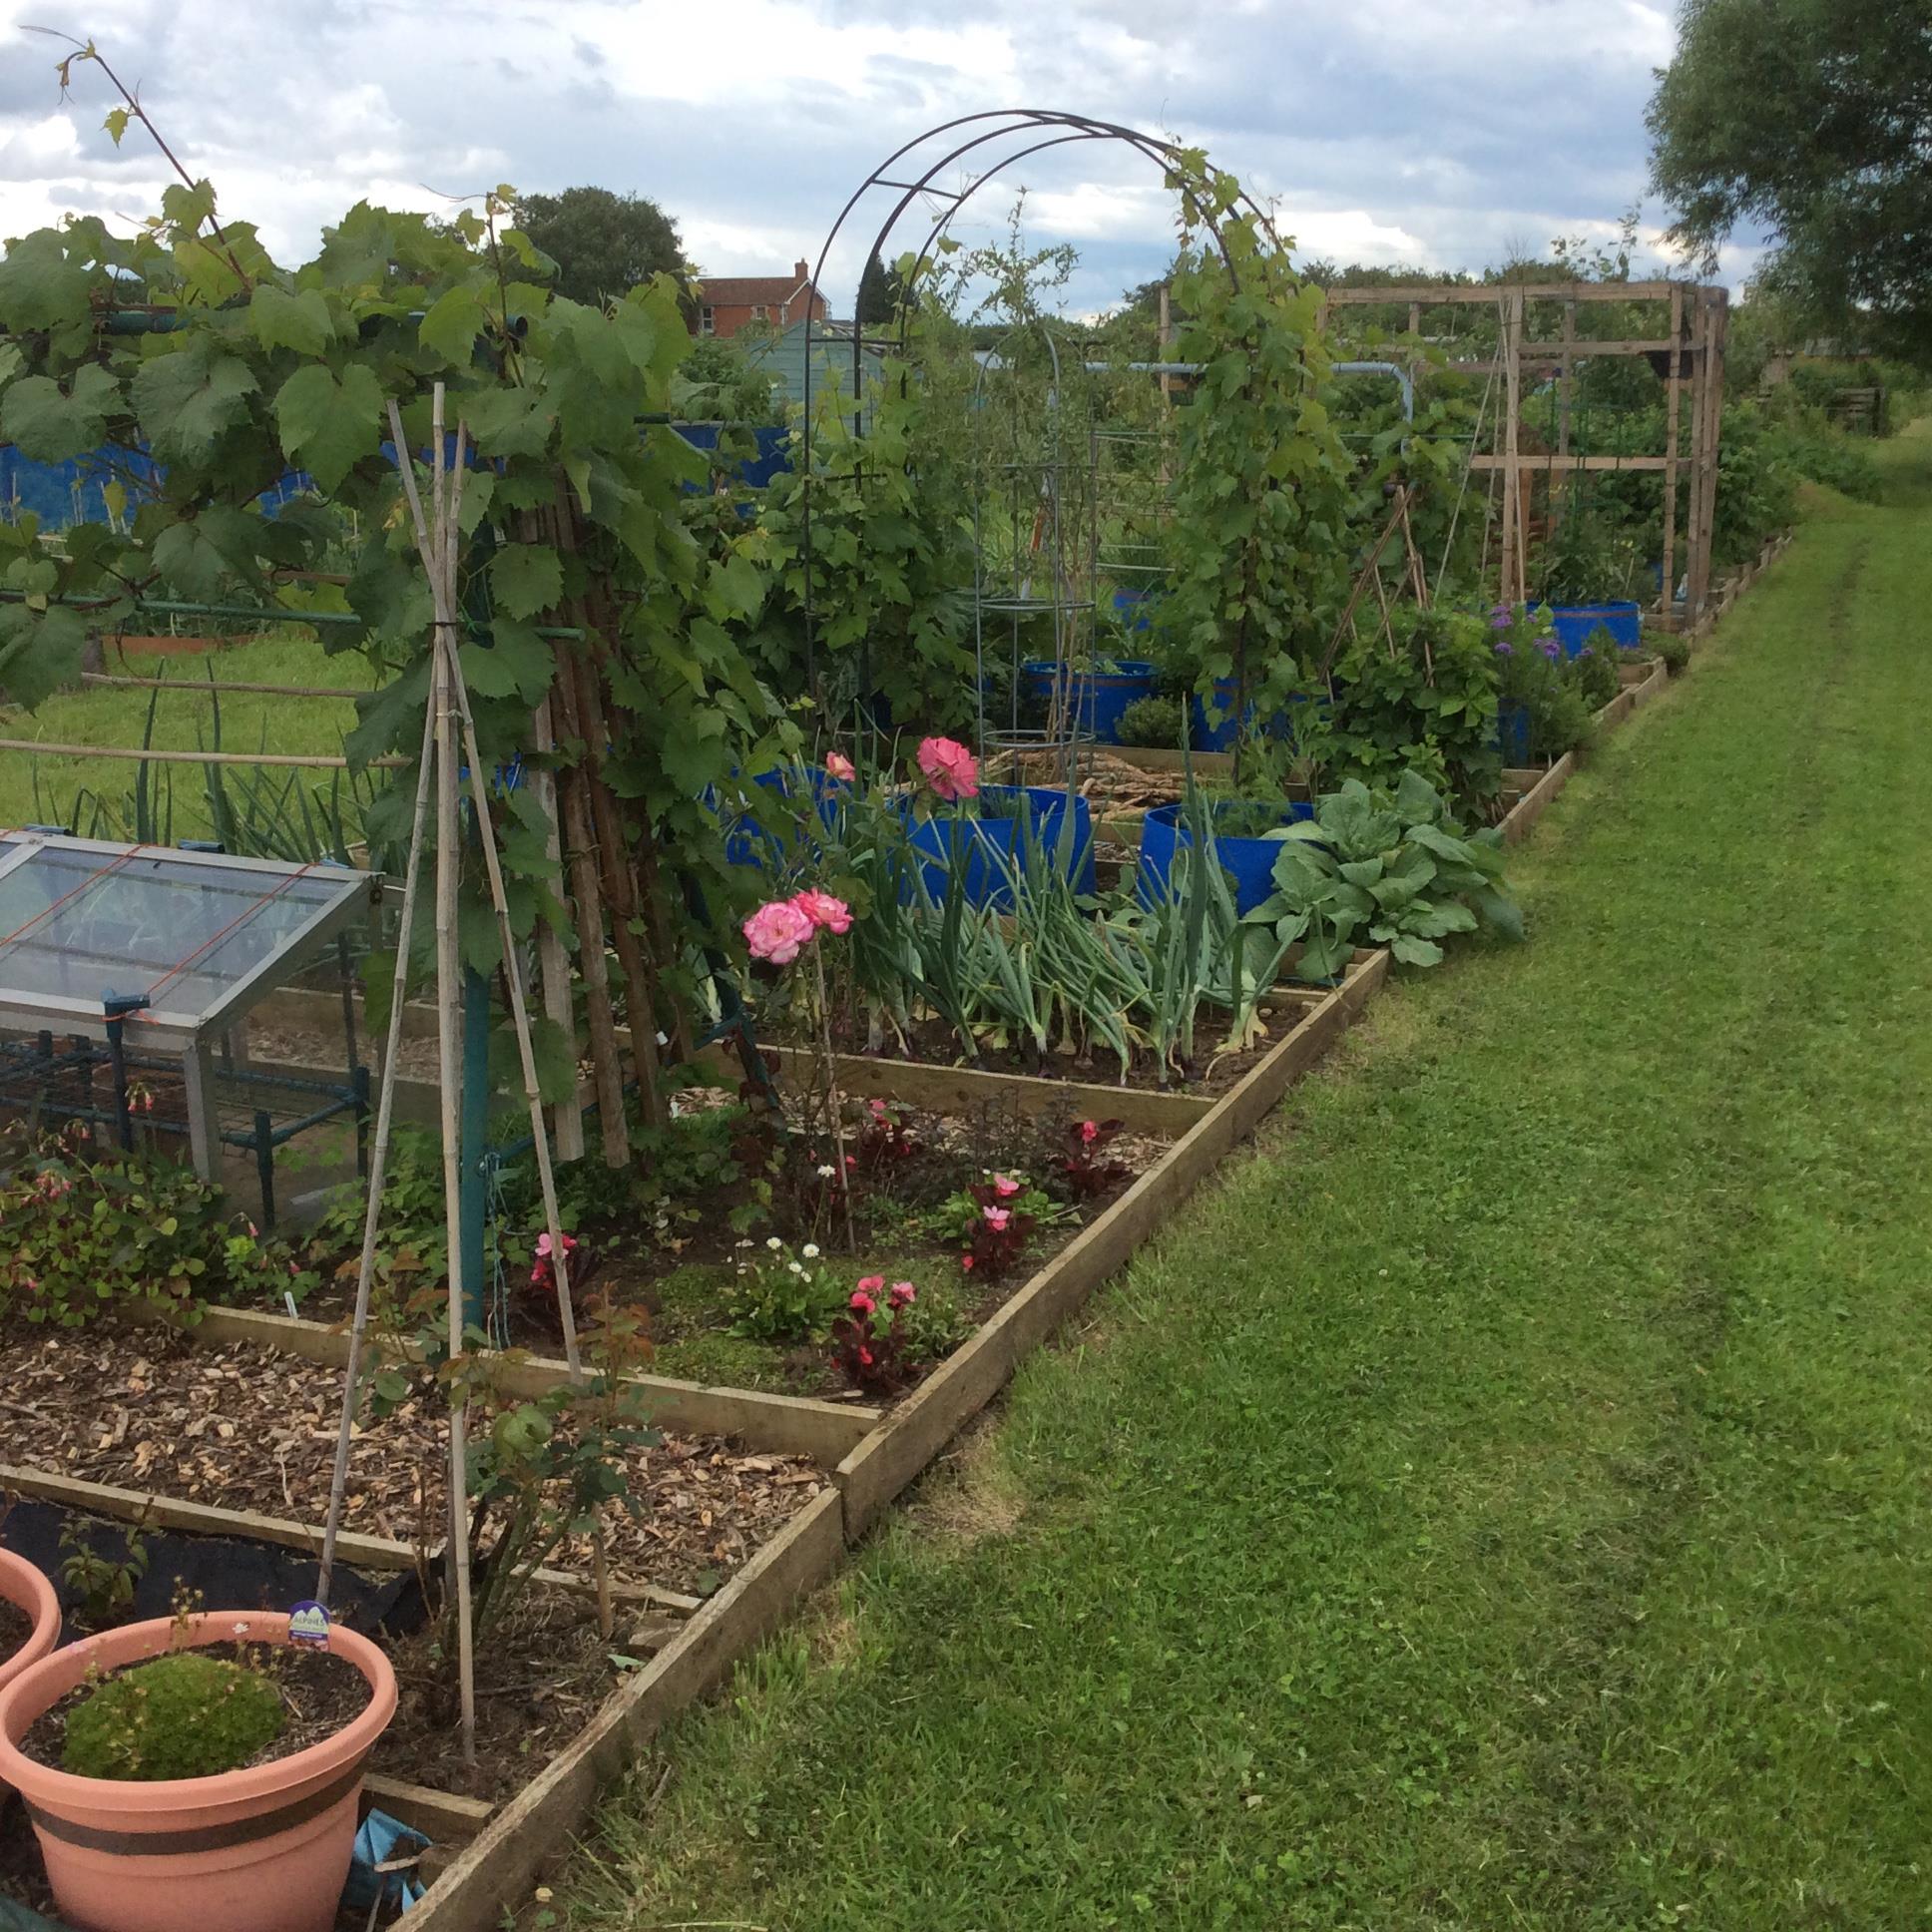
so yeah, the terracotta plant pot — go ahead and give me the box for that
[0,1610,397,1932]
[0,1548,62,1716]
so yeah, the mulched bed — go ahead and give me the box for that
[0,1596,32,1669]
[19,1641,371,1776]
[0,1327,825,1598]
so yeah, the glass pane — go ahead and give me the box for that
[0,847,345,1023]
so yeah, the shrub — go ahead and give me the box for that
[1657,634,1691,677]
[724,1236,846,1342]
[1117,695,1185,747]
[0,1127,312,1327]
[63,1652,285,1781]
[1251,770,1524,979]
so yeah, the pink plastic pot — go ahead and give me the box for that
[0,1610,397,1932]
[0,1550,62,1748]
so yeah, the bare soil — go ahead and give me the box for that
[0,1595,33,1669]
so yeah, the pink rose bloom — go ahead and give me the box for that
[824,751,856,781]
[790,888,852,935]
[916,735,980,802]
[887,1281,916,1309]
[742,898,816,964]
[1079,1120,1100,1145]
[992,1174,1021,1199]
[982,1206,1011,1232]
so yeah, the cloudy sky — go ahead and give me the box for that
[0,0,1755,316]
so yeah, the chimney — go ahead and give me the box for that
[794,258,809,284]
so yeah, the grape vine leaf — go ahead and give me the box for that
[0,231,91,331]
[489,544,564,620]
[0,366,120,462]
[131,343,259,462]
[249,283,333,356]
[273,362,386,491]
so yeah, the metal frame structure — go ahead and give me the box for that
[1318,280,1731,622]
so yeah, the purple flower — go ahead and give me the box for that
[1493,641,1514,657]
[1540,640,1561,661]
[1489,606,1513,631]
[1579,646,1594,659]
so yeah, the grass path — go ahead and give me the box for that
[551,431,1932,1931]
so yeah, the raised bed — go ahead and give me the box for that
[2,947,1388,1929]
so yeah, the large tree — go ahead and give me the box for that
[512,186,684,306]
[1648,0,1932,361]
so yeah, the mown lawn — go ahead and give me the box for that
[543,424,1932,1931]
[0,633,372,841]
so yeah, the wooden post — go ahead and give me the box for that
[1693,290,1728,617]
[527,698,584,1164]
[1407,299,1421,339]
[1661,284,1684,616]
[1498,287,1526,605]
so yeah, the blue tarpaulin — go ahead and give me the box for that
[1,426,790,532]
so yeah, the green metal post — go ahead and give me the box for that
[459,964,490,1335]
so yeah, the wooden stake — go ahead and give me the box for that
[528,697,585,1164]
[1662,283,1683,613]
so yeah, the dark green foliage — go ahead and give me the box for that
[1657,632,1691,676]
[1321,606,1501,808]
[511,187,684,306]
[1649,0,1932,362]
[1116,695,1185,747]
[63,1652,285,1781]
[0,1129,314,1326]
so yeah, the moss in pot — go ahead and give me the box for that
[62,1650,286,1780]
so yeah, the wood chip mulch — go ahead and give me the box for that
[0,1326,825,1598]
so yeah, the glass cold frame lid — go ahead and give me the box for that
[0,837,357,1028]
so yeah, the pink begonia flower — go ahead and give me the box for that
[960,1254,975,1272]
[856,1274,885,1294]
[887,1281,916,1309]
[868,1098,889,1120]
[790,888,852,935]
[849,1289,877,1316]
[824,751,856,781]
[992,1174,1021,1200]
[1079,1120,1100,1145]
[917,735,980,802]
[742,898,816,965]
[982,1206,1011,1232]
[858,1345,874,1367]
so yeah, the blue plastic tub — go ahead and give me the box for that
[719,765,849,869]
[1135,799,1316,915]
[1111,588,1163,634]
[1494,702,1533,765]
[1549,602,1642,658]
[908,785,1096,909]
[1189,683,1325,752]
[1022,660,1157,744]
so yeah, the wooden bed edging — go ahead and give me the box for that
[126,1302,881,1467]
[401,1488,845,1932]
[834,948,1391,1539]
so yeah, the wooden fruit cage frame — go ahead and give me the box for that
[1317,280,1731,625]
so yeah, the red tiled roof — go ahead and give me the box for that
[697,274,812,305]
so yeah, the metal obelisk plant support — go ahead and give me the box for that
[314,382,614,1766]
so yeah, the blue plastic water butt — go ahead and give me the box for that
[1021,660,1158,744]
[1188,683,1323,751]
[1111,588,1163,633]
[909,785,1096,909]
[1549,602,1642,658]
[1135,800,1316,915]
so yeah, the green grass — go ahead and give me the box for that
[0,633,374,843]
[544,427,1932,1930]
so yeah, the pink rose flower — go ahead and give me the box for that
[742,898,816,964]
[790,888,852,935]
[916,735,979,802]
[824,751,856,781]
[992,1174,1020,1199]
[1079,1120,1100,1145]
[982,1205,1011,1232]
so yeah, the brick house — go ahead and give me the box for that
[690,258,828,339]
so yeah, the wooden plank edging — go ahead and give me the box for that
[127,1302,881,1467]
[400,1487,845,1932]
